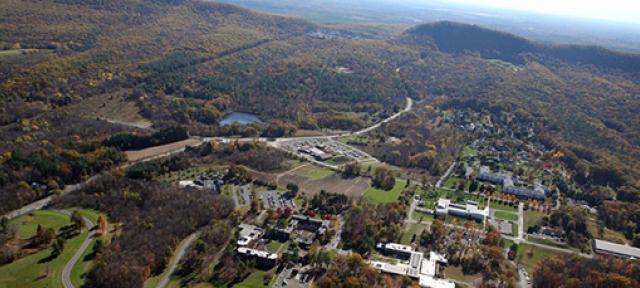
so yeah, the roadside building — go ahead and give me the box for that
[593,239,640,259]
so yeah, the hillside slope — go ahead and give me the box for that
[403,21,640,72]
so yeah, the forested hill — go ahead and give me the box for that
[404,21,640,72]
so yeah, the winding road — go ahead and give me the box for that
[3,97,415,221]
[156,232,199,288]
[60,212,96,288]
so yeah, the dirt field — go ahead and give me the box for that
[279,173,370,199]
[125,138,202,162]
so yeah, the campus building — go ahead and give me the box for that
[435,199,489,222]
[237,247,278,268]
[593,239,640,260]
[372,243,455,288]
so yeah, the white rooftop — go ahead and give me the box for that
[419,275,455,288]
[237,247,277,260]
[593,239,640,259]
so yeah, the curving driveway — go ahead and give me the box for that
[60,212,96,288]
[156,232,199,288]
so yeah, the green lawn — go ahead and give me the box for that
[69,209,110,288]
[587,218,629,245]
[463,145,478,156]
[11,210,71,240]
[400,224,425,245]
[412,211,435,222]
[294,165,334,180]
[494,211,518,221]
[0,210,89,288]
[363,179,405,204]
[489,201,518,212]
[235,269,276,288]
[420,188,487,210]
[524,210,545,231]
[517,244,566,274]
[444,176,471,191]
[512,223,519,236]
[0,49,44,58]
[266,241,284,253]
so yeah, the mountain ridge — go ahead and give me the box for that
[403,21,640,72]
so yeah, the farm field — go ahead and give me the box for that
[124,138,202,162]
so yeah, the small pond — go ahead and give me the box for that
[219,112,261,126]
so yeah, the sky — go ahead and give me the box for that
[447,0,640,24]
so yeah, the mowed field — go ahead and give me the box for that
[271,164,371,198]
[124,138,202,162]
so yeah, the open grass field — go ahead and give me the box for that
[0,210,90,288]
[235,268,275,288]
[412,211,435,222]
[124,138,202,162]
[266,240,284,253]
[363,179,405,204]
[282,173,370,198]
[70,209,111,288]
[489,201,518,212]
[524,210,545,231]
[444,176,471,191]
[0,49,49,58]
[517,243,567,274]
[463,145,478,156]
[494,211,518,221]
[586,218,629,245]
[11,210,70,240]
[400,224,425,245]
[443,265,481,284]
[293,165,334,180]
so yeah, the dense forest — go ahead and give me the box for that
[1,0,640,286]
[533,256,640,287]
[52,174,235,288]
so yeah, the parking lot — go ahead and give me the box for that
[261,190,296,210]
[278,138,375,163]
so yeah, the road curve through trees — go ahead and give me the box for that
[60,212,96,288]
[156,232,199,288]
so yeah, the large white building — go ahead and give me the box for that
[435,199,489,221]
[593,239,640,259]
[372,243,455,288]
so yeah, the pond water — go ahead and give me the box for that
[219,112,261,126]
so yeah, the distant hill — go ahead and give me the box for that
[403,21,640,72]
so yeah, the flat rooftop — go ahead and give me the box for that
[593,239,640,259]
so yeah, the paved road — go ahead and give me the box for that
[436,161,457,188]
[517,203,524,243]
[156,232,199,288]
[61,212,96,288]
[351,97,413,136]
[4,98,414,221]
